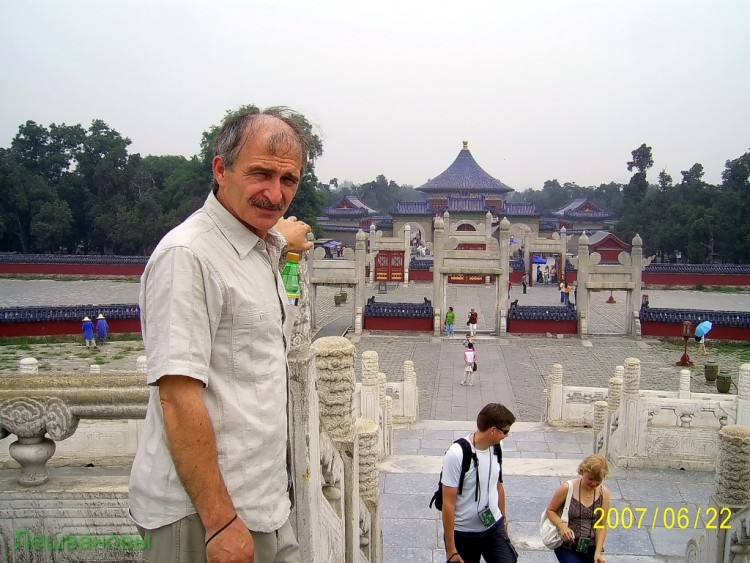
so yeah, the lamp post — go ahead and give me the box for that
[675,320,694,367]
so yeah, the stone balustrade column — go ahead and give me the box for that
[607,376,623,413]
[433,215,445,335]
[384,396,393,456]
[593,401,608,454]
[577,233,590,336]
[631,234,644,335]
[737,364,750,427]
[402,360,418,422]
[679,369,692,399]
[369,224,376,284]
[355,230,366,335]
[615,358,642,462]
[702,424,750,561]
[313,337,356,443]
[403,224,411,284]
[19,358,38,374]
[547,364,564,424]
[498,217,511,334]
[715,425,750,508]
[359,351,380,426]
[377,372,387,456]
[358,418,381,563]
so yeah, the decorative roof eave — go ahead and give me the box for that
[416,142,514,195]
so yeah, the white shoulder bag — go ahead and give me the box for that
[539,479,574,549]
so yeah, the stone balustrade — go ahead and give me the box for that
[0,251,385,562]
[545,359,749,471]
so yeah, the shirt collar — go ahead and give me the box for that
[203,190,286,260]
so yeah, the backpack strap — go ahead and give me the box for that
[454,438,477,497]
[493,443,503,484]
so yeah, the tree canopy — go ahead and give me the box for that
[0,106,328,253]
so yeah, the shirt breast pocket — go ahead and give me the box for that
[232,304,282,382]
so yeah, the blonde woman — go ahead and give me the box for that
[545,454,610,563]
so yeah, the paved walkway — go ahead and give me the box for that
[381,421,716,562]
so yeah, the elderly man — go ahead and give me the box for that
[129,106,314,563]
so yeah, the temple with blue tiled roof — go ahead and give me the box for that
[319,141,541,247]
[390,141,540,245]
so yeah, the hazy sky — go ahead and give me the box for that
[2,0,749,192]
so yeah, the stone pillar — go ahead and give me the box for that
[593,401,608,454]
[559,226,568,283]
[403,224,411,284]
[679,369,692,399]
[577,232,590,337]
[631,234,644,336]
[314,337,356,443]
[498,217,511,335]
[615,358,642,463]
[607,375,623,413]
[700,424,750,562]
[359,351,380,425]
[377,371,387,456]
[547,364,564,424]
[384,396,393,456]
[19,358,38,374]
[523,226,532,281]
[355,230,366,335]
[737,364,750,427]
[369,223,376,284]
[433,215,445,333]
[443,211,450,238]
[402,360,418,422]
[485,212,493,242]
[358,418,381,563]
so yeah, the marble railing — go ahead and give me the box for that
[0,251,384,562]
[544,360,750,471]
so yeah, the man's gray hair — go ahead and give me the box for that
[213,106,315,187]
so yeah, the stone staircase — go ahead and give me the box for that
[379,421,716,562]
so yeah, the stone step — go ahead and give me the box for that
[380,420,705,562]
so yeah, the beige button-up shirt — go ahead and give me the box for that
[129,191,293,533]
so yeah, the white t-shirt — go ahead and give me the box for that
[441,435,503,532]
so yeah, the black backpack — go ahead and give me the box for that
[429,438,503,511]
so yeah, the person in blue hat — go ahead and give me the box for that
[81,316,96,348]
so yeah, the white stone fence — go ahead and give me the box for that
[543,359,750,471]
[0,251,386,562]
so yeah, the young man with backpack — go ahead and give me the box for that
[435,403,517,563]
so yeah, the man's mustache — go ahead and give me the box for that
[250,198,284,211]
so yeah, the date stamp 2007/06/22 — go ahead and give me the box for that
[593,507,732,530]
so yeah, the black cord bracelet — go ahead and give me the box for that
[205,514,238,546]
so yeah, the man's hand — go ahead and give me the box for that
[275,216,313,252]
[205,517,254,563]
[446,552,464,563]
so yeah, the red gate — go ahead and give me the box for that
[375,251,404,282]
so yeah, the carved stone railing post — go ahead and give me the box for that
[611,358,642,465]
[377,371,388,456]
[19,358,38,374]
[403,224,410,284]
[593,401,607,454]
[498,217,510,334]
[355,230,367,335]
[358,419,381,563]
[607,373,623,413]
[402,360,418,423]
[577,233,590,337]
[547,364,564,425]
[690,425,750,562]
[679,368,692,399]
[737,364,750,427]
[369,223,376,284]
[433,215,445,331]
[360,352,380,426]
